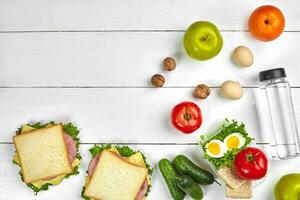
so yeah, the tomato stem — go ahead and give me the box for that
[246,152,254,162]
[184,113,192,121]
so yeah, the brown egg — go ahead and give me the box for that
[233,46,254,67]
[220,80,243,100]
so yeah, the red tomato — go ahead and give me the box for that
[171,101,202,134]
[234,147,268,180]
[248,5,285,41]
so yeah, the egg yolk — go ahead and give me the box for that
[227,136,240,149]
[207,142,221,155]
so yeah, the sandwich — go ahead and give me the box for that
[12,122,81,194]
[82,144,153,200]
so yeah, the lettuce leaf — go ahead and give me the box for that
[200,119,253,170]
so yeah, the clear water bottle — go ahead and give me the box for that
[259,68,300,159]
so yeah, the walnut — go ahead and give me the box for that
[194,84,210,99]
[151,74,165,87]
[163,57,176,71]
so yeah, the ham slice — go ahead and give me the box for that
[135,180,148,200]
[87,153,148,199]
[42,133,77,181]
[88,154,100,176]
[63,133,77,164]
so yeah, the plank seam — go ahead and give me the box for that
[0,142,269,145]
[1,86,300,89]
[0,30,299,33]
[0,86,258,89]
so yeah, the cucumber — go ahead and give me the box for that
[158,158,185,200]
[172,155,214,185]
[175,175,203,200]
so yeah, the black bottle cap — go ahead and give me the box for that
[259,68,286,82]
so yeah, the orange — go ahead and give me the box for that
[248,5,285,42]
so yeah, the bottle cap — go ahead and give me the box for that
[259,68,286,82]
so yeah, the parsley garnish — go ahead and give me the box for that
[200,119,253,170]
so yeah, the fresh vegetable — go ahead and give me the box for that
[232,46,254,67]
[234,147,268,180]
[163,57,176,71]
[172,155,214,185]
[175,176,204,200]
[151,74,165,87]
[220,80,243,100]
[194,84,210,99]
[171,101,202,134]
[248,5,285,42]
[159,159,185,200]
[274,173,300,200]
[200,119,253,169]
[184,21,223,61]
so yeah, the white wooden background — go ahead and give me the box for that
[0,0,300,199]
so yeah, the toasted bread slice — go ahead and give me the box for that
[84,150,148,200]
[217,166,245,189]
[226,181,252,199]
[13,125,72,183]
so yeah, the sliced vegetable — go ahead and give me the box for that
[172,155,214,185]
[175,175,203,200]
[159,159,185,200]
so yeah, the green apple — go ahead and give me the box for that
[274,173,300,200]
[183,21,223,61]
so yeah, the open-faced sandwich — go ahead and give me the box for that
[82,144,153,200]
[12,122,81,194]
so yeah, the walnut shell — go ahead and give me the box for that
[194,84,210,99]
[151,74,165,87]
[163,57,176,71]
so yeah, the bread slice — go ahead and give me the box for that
[84,150,148,200]
[226,181,252,199]
[217,166,245,189]
[13,125,72,183]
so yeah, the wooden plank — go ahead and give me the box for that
[0,32,299,87]
[1,143,299,199]
[1,87,300,143]
[0,0,298,31]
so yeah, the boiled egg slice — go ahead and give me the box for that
[224,132,246,150]
[205,140,227,158]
